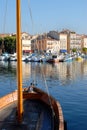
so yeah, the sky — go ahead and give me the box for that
[0,0,87,35]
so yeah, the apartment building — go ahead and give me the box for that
[22,39,32,53]
[59,33,68,53]
[70,32,82,51]
[82,36,87,48]
[46,38,60,53]
[31,34,60,53]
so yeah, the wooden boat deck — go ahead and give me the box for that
[0,99,53,130]
[0,87,65,130]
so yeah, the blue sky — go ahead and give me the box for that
[0,0,87,35]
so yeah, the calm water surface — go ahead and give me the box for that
[0,60,87,130]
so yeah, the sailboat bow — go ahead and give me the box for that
[0,84,65,130]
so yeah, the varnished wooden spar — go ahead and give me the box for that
[16,0,23,123]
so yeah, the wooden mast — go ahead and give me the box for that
[16,0,23,123]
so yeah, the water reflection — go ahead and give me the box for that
[23,60,87,87]
[0,60,87,88]
[0,60,87,130]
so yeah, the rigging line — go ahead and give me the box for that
[8,77,17,106]
[1,0,8,52]
[27,0,37,83]
[2,0,8,33]
[27,0,34,33]
[40,66,54,114]
[27,0,39,53]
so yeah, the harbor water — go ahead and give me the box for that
[0,60,87,130]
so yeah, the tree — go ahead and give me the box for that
[0,38,2,47]
[82,47,87,54]
[0,37,5,52]
[4,36,16,53]
[72,48,77,53]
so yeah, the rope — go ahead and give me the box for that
[27,0,40,52]
[40,66,55,116]
[27,0,34,33]
[1,0,8,52]
[2,0,8,33]
[9,77,17,106]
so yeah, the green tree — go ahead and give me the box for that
[82,47,87,54]
[0,37,5,52]
[4,36,16,53]
[0,38,2,47]
[72,48,77,53]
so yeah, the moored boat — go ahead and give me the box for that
[63,54,73,62]
[0,85,65,130]
[47,55,60,63]
[0,53,10,61]
[75,55,83,61]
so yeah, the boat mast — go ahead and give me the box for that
[16,0,23,123]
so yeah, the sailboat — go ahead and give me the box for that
[0,0,65,130]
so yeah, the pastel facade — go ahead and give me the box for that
[1,31,87,54]
[83,37,87,48]
[69,32,82,51]
[22,39,32,53]
[46,38,60,53]
[59,33,67,52]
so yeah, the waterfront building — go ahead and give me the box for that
[47,31,59,40]
[0,31,87,55]
[69,31,76,50]
[82,36,87,48]
[59,32,68,53]
[59,29,83,53]
[46,37,60,53]
[31,34,46,52]
[21,32,32,40]
[31,34,60,53]
[70,32,82,51]
[22,39,32,54]
[0,33,11,38]
[47,30,70,54]
[21,32,33,54]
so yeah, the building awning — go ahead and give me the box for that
[60,49,67,53]
[23,50,33,53]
